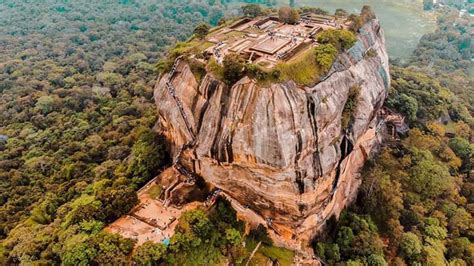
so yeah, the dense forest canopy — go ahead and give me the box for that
[0,0,247,264]
[408,7,473,116]
[313,4,473,266]
[0,0,243,237]
[0,0,473,265]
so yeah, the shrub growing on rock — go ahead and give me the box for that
[317,29,357,51]
[314,44,338,71]
[341,86,361,130]
[222,53,245,85]
[193,23,210,40]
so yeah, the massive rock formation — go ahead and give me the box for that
[153,19,390,249]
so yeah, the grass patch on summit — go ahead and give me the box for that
[275,47,322,86]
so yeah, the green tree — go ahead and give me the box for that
[79,220,104,235]
[177,209,213,239]
[399,232,422,260]
[278,7,300,24]
[346,260,364,266]
[338,29,358,50]
[132,241,166,265]
[348,14,363,32]
[423,219,447,240]
[448,208,472,238]
[448,137,471,161]
[62,241,97,266]
[225,228,242,246]
[317,29,356,51]
[336,226,354,254]
[126,128,167,185]
[447,237,474,263]
[167,209,223,265]
[367,254,388,266]
[315,243,340,263]
[35,95,57,114]
[222,53,244,85]
[96,72,123,89]
[335,8,348,17]
[360,170,404,245]
[314,44,338,71]
[408,157,452,199]
[387,92,418,122]
[90,232,135,264]
[289,8,300,23]
[193,23,210,40]
[96,185,138,222]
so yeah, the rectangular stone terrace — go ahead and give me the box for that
[201,14,348,68]
[105,182,202,245]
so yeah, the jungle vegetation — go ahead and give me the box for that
[313,6,473,265]
[0,0,472,265]
[0,0,249,264]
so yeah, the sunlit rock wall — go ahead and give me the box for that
[154,19,389,248]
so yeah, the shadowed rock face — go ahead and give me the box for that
[154,19,389,247]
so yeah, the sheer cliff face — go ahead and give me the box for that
[154,19,389,245]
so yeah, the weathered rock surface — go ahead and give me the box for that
[154,19,389,248]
